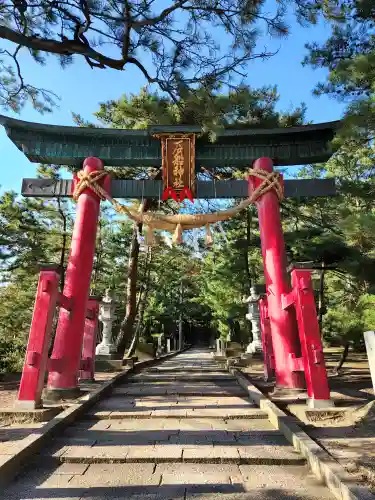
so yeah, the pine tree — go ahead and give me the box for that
[0,0,291,112]
[302,0,375,140]
[0,189,70,372]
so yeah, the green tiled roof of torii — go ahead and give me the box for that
[0,115,341,168]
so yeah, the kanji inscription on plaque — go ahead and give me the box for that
[154,133,196,201]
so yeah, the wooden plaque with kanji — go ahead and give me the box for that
[155,133,196,200]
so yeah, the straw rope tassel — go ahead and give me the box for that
[173,223,183,244]
[205,224,213,247]
[145,225,156,246]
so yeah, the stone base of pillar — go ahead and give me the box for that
[14,400,43,411]
[96,353,118,360]
[44,386,82,403]
[308,398,334,409]
[79,377,96,384]
[95,342,117,357]
[269,386,308,403]
[246,340,263,354]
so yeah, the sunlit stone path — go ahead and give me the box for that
[3,348,334,499]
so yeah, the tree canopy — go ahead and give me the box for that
[303,0,375,140]
[0,0,297,112]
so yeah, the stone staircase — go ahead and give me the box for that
[4,349,334,499]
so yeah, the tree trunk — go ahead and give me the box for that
[57,198,67,291]
[48,199,67,357]
[125,248,152,359]
[91,212,103,295]
[116,221,142,356]
[333,341,350,375]
[244,208,252,292]
[125,282,149,358]
[115,179,157,356]
[178,279,184,350]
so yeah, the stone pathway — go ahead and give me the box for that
[3,348,334,499]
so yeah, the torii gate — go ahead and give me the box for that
[0,115,339,408]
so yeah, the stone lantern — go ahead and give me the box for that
[245,284,265,354]
[96,288,117,358]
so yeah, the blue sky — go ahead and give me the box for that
[0,5,345,194]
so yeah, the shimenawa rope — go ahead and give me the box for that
[72,168,283,245]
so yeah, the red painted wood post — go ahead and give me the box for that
[249,158,305,392]
[47,157,110,398]
[16,265,60,409]
[79,297,100,382]
[259,297,275,382]
[290,269,332,407]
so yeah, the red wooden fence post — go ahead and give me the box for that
[46,157,110,399]
[79,297,100,382]
[290,269,332,407]
[249,157,305,392]
[16,265,60,409]
[259,297,275,382]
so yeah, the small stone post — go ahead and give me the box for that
[96,289,117,358]
[245,286,263,354]
[216,339,222,354]
[157,333,165,356]
[167,338,171,353]
[364,331,375,393]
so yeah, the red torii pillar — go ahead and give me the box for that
[46,157,109,398]
[249,158,305,393]
[79,297,100,383]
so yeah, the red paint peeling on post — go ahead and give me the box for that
[17,266,60,408]
[249,158,305,390]
[290,269,331,404]
[47,157,109,395]
[79,297,100,382]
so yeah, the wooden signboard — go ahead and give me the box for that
[154,133,196,201]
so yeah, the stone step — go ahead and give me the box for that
[2,349,335,500]
[146,368,228,373]
[49,442,305,465]
[111,386,247,397]
[85,408,267,420]
[67,417,277,433]
[118,381,240,388]
[48,430,291,451]
[133,371,234,379]
[94,395,252,410]
[128,375,236,383]
[4,463,332,500]
[60,419,283,445]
